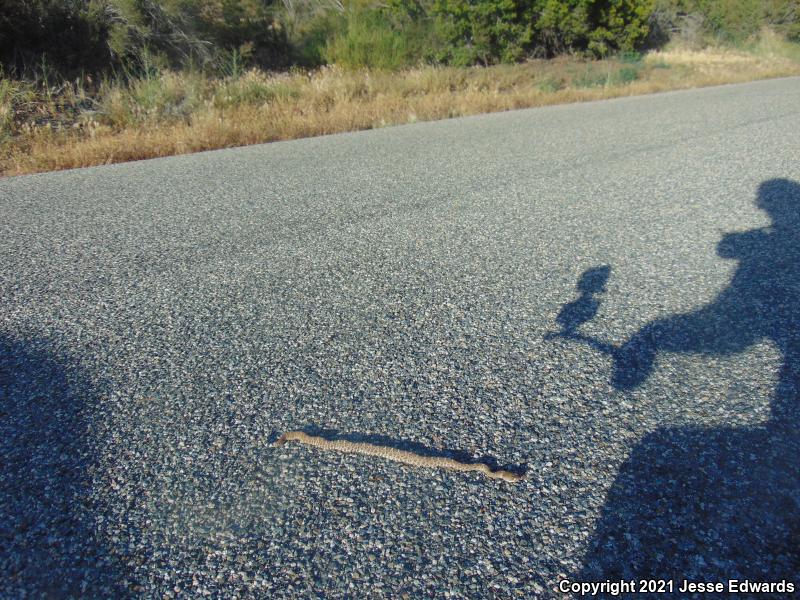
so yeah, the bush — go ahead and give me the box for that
[0,0,120,75]
[4,0,796,77]
[534,0,590,55]
[191,0,291,69]
[764,0,800,41]
[429,0,536,65]
[535,0,655,56]
[695,0,763,41]
[322,2,442,69]
[651,0,800,45]
[290,10,345,67]
[407,0,654,64]
[110,0,292,71]
[585,0,656,55]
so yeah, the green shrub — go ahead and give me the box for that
[195,0,290,69]
[291,10,345,67]
[323,3,438,69]
[534,0,654,56]
[424,0,654,63]
[536,0,592,55]
[5,0,796,77]
[121,0,292,70]
[653,0,799,44]
[429,0,536,65]
[698,0,763,41]
[586,0,656,55]
[764,0,800,41]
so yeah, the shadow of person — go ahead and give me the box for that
[0,335,126,596]
[556,179,800,589]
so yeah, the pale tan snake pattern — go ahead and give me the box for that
[275,431,524,483]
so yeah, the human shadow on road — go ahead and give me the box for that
[0,335,127,597]
[550,179,800,587]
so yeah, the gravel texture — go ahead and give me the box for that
[1,77,799,598]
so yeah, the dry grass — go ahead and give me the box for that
[3,36,800,176]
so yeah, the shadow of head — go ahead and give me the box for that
[757,178,800,224]
[577,265,611,294]
[717,178,800,259]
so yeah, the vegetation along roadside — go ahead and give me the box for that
[2,0,799,176]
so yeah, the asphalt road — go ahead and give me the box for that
[2,77,799,598]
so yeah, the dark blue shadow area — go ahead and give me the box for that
[551,179,800,592]
[0,336,127,597]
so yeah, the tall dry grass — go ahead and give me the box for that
[2,34,800,176]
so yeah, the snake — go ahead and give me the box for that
[274,431,524,483]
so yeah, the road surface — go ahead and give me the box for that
[2,77,799,597]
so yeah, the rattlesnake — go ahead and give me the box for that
[275,431,524,483]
